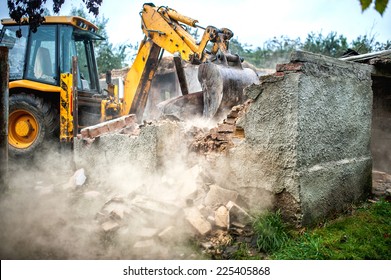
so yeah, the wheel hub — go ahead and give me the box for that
[8,110,39,148]
[15,119,34,138]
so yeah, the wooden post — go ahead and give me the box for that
[0,46,9,192]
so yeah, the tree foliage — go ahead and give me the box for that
[230,31,391,69]
[7,0,102,34]
[70,6,135,74]
[360,0,389,15]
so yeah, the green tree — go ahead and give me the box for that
[302,32,349,57]
[230,31,390,69]
[70,6,133,74]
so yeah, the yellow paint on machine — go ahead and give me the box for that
[59,73,74,142]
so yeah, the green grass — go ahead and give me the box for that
[271,200,391,260]
[252,210,290,253]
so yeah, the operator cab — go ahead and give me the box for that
[0,16,104,95]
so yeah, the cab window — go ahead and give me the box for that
[25,25,57,85]
[0,25,28,80]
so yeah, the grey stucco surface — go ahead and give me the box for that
[74,121,183,177]
[220,51,373,225]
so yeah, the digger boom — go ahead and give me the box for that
[114,3,259,121]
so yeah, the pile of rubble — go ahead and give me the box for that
[67,165,256,259]
[189,100,252,154]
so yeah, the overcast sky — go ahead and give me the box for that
[1,0,390,49]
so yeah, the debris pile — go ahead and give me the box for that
[372,170,391,199]
[70,165,257,259]
[190,100,252,154]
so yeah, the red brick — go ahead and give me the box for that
[88,123,109,138]
[107,118,126,132]
[216,133,231,142]
[80,128,90,139]
[227,110,239,118]
[276,62,303,72]
[224,117,236,125]
[124,114,137,125]
[218,123,235,133]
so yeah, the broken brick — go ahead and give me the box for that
[217,123,235,133]
[276,62,303,72]
[107,118,126,132]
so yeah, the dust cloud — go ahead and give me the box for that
[0,118,240,260]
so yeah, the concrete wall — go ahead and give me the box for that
[217,51,373,225]
[74,121,184,181]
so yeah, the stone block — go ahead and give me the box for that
[101,220,120,232]
[158,226,176,242]
[214,205,229,229]
[131,195,180,217]
[83,190,101,199]
[184,207,212,236]
[135,227,159,239]
[133,239,156,249]
[226,201,252,225]
[204,184,239,209]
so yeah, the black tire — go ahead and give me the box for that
[8,93,58,158]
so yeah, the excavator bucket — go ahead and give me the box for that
[199,55,259,118]
[159,53,259,120]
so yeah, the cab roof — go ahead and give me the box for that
[1,16,99,34]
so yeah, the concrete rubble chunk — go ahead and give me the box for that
[135,227,159,239]
[74,168,87,186]
[133,239,157,249]
[198,204,213,218]
[110,208,125,220]
[131,195,180,217]
[158,226,176,242]
[83,190,101,199]
[101,220,120,232]
[226,201,252,225]
[184,207,212,236]
[64,168,87,189]
[101,198,131,220]
[204,184,239,209]
[231,221,246,228]
[214,205,230,229]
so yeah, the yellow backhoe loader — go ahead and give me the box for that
[0,3,258,158]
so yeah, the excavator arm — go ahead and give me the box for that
[107,3,258,122]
